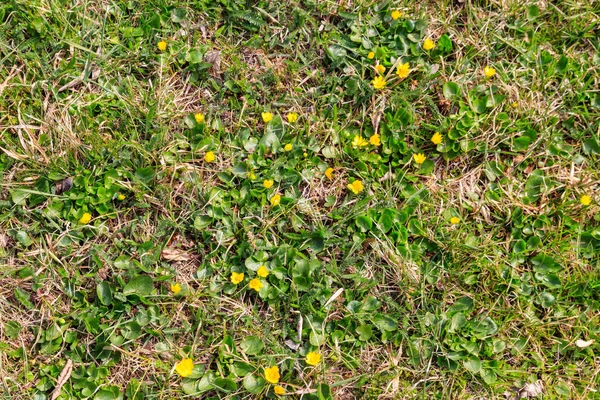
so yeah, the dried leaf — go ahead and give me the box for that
[161,248,192,261]
[55,177,73,195]
[575,339,594,348]
[51,359,73,400]
[504,380,544,399]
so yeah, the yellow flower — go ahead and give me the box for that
[249,278,263,292]
[264,366,280,384]
[284,143,293,152]
[117,193,126,201]
[195,113,205,124]
[371,75,386,90]
[367,51,375,59]
[431,132,443,145]
[270,193,281,206]
[369,133,381,146]
[274,385,285,395]
[263,179,274,189]
[248,171,256,180]
[391,10,402,20]
[352,135,369,147]
[423,38,435,51]
[262,112,273,123]
[450,217,460,224]
[325,167,334,180]
[305,351,321,366]
[413,153,426,164]
[347,180,364,195]
[375,64,386,74]
[287,112,298,123]
[204,151,215,163]
[396,62,410,79]
[230,272,244,285]
[257,265,269,278]
[511,101,518,108]
[157,40,167,51]
[580,195,592,206]
[79,212,92,224]
[175,358,194,377]
[484,66,496,78]
[170,283,182,294]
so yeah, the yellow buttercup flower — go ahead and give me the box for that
[195,113,205,124]
[367,51,375,59]
[270,193,281,206]
[284,143,293,152]
[157,40,167,51]
[231,272,244,285]
[396,62,410,79]
[391,10,402,20]
[369,133,381,146]
[248,170,256,180]
[413,153,426,164]
[274,385,285,395]
[263,179,274,189]
[580,195,592,206]
[262,112,273,123]
[264,366,280,384]
[325,167,334,180]
[375,64,386,74]
[423,38,435,51]
[371,75,386,89]
[352,135,369,147]
[204,151,215,163]
[175,358,194,377]
[484,66,496,78]
[79,212,92,224]
[170,283,182,294]
[450,217,460,224]
[347,180,364,195]
[431,132,443,145]
[305,351,321,366]
[249,278,263,292]
[257,265,269,278]
[117,193,126,201]
[287,112,298,123]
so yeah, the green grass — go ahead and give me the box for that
[1,0,600,399]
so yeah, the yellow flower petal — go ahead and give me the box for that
[371,75,386,89]
[375,64,386,74]
[231,272,244,285]
[423,38,435,51]
[170,283,182,294]
[204,151,215,163]
[175,358,194,377]
[157,41,167,51]
[396,62,410,79]
[369,133,381,146]
[287,112,298,123]
[367,51,375,59]
[263,179,274,189]
[413,153,426,164]
[195,113,205,124]
[484,66,496,78]
[262,112,273,123]
[431,132,443,145]
[264,366,280,384]
[270,193,281,206]
[249,278,263,292]
[79,212,92,224]
[324,167,334,180]
[580,195,592,206]
[347,180,364,195]
[284,143,293,152]
[257,265,269,278]
[450,217,460,224]
[305,351,321,366]
[274,385,285,395]
[391,10,402,20]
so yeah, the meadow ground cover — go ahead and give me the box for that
[1,0,599,398]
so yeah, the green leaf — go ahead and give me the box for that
[121,321,142,340]
[443,82,459,99]
[10,189,30,205]
[538,292,556,308]
[531,254,561,273]
[212,378,237,393]
[171,8,187,23]
[14,287,34,309]
[326,45,347,66]
[243,374,265,394]
[355,215,372,232]
[5,321,22,339]
[135,167,155,184]
[438,34,452,53]
[97,282,113,306]
[123,275,153,296]
[356,325,373,341]
[318,383,333,400]
[362,296,381,312]
[16,231,33,247]
[186,49,203,64]
[378,209,396,233]
[447,296,474,315]
[372,314,397,332]
[240,336,264,356]
[260,115,283,149]
[463,357,481,373]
